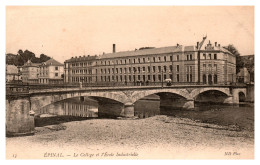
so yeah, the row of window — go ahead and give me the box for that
[39,66,59,70]
[98,65,177,74]
[72,69,92,74]
[71,62,93,67]
[71,74,182,83]
[69,55,183,67]
[202,74,218,84]
[202,53,217,60]
[202,64,218,72]
[96,56,181,66]
[39,72,59,76]
[71,65,182,75]
[70,64,193,75]
[69,53,221,67]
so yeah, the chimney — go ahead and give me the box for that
[218,44,220,47]
[113,44,116,53]
[177,43,179,47]
[197,42,199,49]
[215,42,217,47]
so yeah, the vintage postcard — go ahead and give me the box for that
[5,6,254,159]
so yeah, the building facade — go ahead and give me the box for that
[6,65,22,83]
[21,60,40,84]
[64,38,236,85]
[38,58,64,84]
[64,55,98,84]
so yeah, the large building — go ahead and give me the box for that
[38,58,64,84]
[21,60,41,84]
[64,55,97,84]
[64,37,236,85]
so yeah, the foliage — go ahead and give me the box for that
[6,49,51,66]
[139,47,155,50]
[223,44,243,73]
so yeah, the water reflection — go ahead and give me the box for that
[134,94,160,118]
[35,96,254,131]
[37,98,98,118]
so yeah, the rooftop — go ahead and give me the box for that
[65,55,98,63]
[100,45,184,59]
[43,58,63,66]
[23,60,41,67]
[66,38,233,61]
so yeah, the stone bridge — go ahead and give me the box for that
[6,85,247,136]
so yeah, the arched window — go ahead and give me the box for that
[214,75,218,84]
[239,92,246,102]
[203,74,207,84]
[208,74,212,85]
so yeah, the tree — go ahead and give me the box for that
[6,49,51,66]
[39,54,51,62]
[223,44,243,73]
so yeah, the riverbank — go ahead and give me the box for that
[6,115,254,159]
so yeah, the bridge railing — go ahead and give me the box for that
[6,81,248,95]
[6,83,78,95]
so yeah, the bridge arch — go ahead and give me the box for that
[190,87,231,99]
[239,92,246,102]
[131,88,192,104]
[81,92,127,104]
[30,91,128,112]
[232,88,247,103]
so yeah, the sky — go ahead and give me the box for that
[6,6,254,63]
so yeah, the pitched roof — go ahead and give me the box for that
[100,46,183,59]
[66,39,235,61]
[65,55,98,63]
[184,46,197,52]
[23,60,41,67]
[43,58,63,66]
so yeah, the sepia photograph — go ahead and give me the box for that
[5,6,254,159]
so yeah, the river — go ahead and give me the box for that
[34,97,254,132]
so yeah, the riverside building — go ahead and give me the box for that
[21,60,41,84]
[38,58,64,84]
[64,37,236,85]
[21,58,64,84]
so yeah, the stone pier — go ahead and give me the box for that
[123,103,135,117]
[6,98,35,136]
[160,95,195,110]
